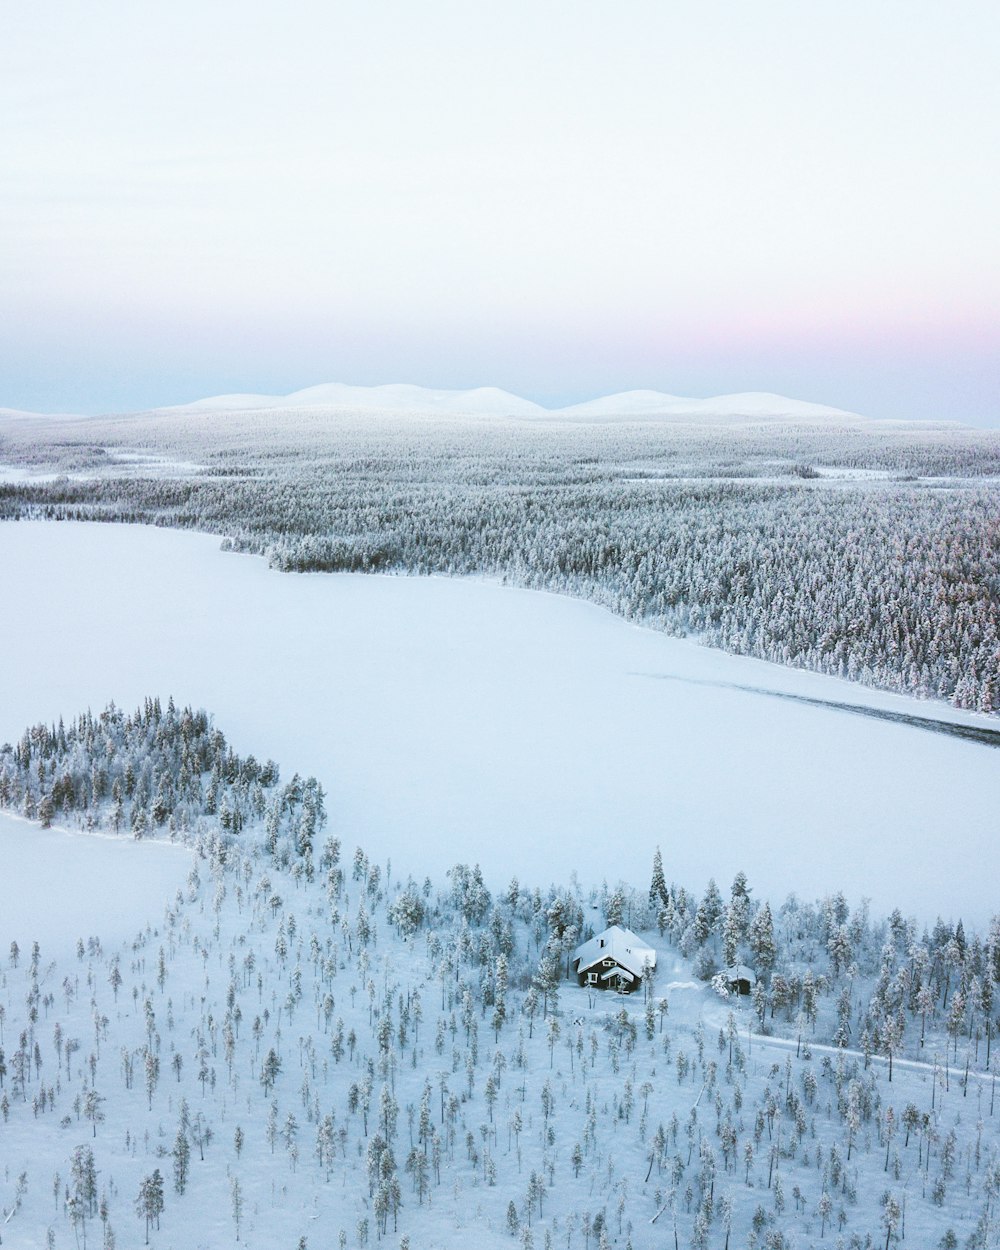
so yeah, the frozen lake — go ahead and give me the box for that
[0,811,192,958]
[0,519,996,925]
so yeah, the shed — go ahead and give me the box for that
[722,964,757,996]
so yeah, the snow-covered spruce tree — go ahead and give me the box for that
[649,846,669,911]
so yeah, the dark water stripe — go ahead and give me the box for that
[630,672,1000,749]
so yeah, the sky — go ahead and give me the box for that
[1,1,998,423]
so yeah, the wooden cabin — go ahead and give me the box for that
[573,925,657,994]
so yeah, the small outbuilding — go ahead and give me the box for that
[573,925,657,994]
[722,964,757,996]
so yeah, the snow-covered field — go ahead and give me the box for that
[0,520,996,926]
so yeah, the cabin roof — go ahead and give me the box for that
[573,924,657,978]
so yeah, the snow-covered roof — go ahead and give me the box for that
[723,964,757,984]
[573,924,657,978]
[600,965,634,984]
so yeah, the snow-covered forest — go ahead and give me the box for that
[4,699,1000,1250]
[1,409,999,713]
[2,409,999,1246]
[0,699,281,840]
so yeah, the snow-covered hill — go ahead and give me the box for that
[555,389,863,421]
[0,406,94,422]
[131,382,864,422]
[152,382,548,418]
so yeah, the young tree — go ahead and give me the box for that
[881,1192,901,1250]
[83,1087,105,1138]
[533,948,561,1019]
[135,1170,165,1244]
[70,1144,98,1218]
[261,1046,281,1094]
[173,1122,191,1194]
[143,1049,160,1110]
[231,1177,244,1241]
[546,1016,561,1068]
[817,1191,833,1238]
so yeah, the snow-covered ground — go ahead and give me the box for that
[97,450,206,476]
[0,812,192,959]
[0,450,205,482]
[0,798,992,1250]
[0,520,995,927]
[0,465,68,484]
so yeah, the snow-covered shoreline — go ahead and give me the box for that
[0,518,995,926]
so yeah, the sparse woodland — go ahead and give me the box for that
[1,411,999,713]
[3,703,1000,1248]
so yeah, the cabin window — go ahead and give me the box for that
[586,972,597,984]
[602,959,614,967]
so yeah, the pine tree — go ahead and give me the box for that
[649,847,668,909]
[728,872,752,946]
[261,1047,281,1094]
[70,1144,98,1217]
[694,880,723,946]
[173,1122,191,1194]
[748,902,777,978]
[135,1170,164,1244]
[605,886,625,928]
[532,946,561,1019]
[83,1087,105,1137]
[722,905,741,968]
[39,793,54,828]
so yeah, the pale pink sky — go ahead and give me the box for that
[1,1,998,422]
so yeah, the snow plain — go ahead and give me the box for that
[0,520,996,927]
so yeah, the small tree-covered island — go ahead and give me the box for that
[1,698,998,1250]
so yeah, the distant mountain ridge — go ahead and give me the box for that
[150,382,866,422]
[554,390,863,420]
[164,382,549,418]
